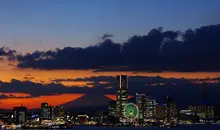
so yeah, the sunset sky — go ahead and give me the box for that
[1,0,220,52]
[0,0,220,109]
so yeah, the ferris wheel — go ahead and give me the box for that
[123,103,139,122]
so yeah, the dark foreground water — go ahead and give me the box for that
[73,125,220,130]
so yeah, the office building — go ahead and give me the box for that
[155,104,167,120]
[186,84,214,120]
[40,102,51,120]
[54,105,64,119]
[136,93,147,119]
[108,101,116,116]
[146,98,157,119]
[115,75,128,119]
[166,97,178,125]
[13,105,27,124]
[180,110,193,116]
[188,105,214,119]
[49,106,55,120]
[78,115,89,124]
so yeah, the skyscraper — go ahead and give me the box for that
[13,105,27,124]
[136,93,147,119]
[116,75,128,119]
[201,83,208,120]
[49,106,55,120]
[155,104,167,120]
[108,101,116,116]
[40,102,51,120]
[54,105,64,119]
[166,97,178,125]
[188,105,214,119]
[146,98,157,119]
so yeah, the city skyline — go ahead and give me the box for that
[2,75,215,128]
[0,74,219,110]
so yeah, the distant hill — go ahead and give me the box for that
[63,93,112,109]
[63,93,137,115]
[0,94,136,114]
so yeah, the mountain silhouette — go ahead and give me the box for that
[63,93,112,109]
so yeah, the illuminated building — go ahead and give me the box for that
[54,105,64,119]
[155,104,167,120]
[78,115,89,124]
[145,98,157,119]
[40,102,51,120]
[13,105,27,124]
[166,97,178,125]
[49,106,55,120]
[188,105,214,119]
[136,94,157,120]
[179,109,197,124]
[108,101,116,116]
[180,110,193,116]
[186,84,215,120]
[136,93,147,119]
[115,75,128,119]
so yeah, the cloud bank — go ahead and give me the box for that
[1,76,220,108]
[1,24,220,71]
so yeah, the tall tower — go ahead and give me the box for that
[13,105,27,124]
[115,75,128,119]
[136,93,147,119]
[166,97,178,125]
[54,105,64,119]
[145,97,157,119]
[108,101,116,116]
[201,83,208,120]
[41,102,51,120]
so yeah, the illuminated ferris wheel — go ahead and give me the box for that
[123,103,139,121]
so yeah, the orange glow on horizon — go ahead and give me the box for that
[59,81,93,87]
[0,60,220,109]
[0,93,84,109]
[0,60,220,85]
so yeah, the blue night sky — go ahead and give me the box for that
[0,0,220,52]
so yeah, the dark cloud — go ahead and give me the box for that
[3,24,219,71]
[102,33,114,40]
[0,47,8,56]
[0,47,16,61]
[0,79,92,97]
[1,76,220,108]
